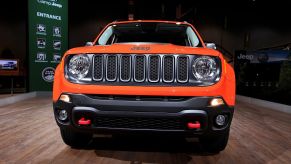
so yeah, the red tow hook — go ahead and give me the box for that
[78,117,91,125]
[187,121,201,129]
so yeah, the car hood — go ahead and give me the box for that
[65,43,220,57]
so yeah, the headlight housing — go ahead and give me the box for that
[192,56,220,82]
[67,54,90,80]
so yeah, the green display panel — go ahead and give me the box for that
[28,0,68,91]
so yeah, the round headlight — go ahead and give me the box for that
[68,55,90,80]
[192,56,219,81]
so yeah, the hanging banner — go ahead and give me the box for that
[28,0,68,91]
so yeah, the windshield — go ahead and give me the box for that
[97,22,201,47]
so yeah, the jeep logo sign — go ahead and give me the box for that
[237,53,254,60]
[131,46,150,51]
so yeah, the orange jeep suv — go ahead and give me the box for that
[53,20,235,153]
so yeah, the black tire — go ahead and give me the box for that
[60,128,92,148]
[200,129,230,153]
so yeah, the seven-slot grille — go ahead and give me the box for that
[93,54,189,83]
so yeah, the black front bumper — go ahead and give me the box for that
[53,93,234,137]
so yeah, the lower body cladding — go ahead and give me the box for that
[53,93,234,152]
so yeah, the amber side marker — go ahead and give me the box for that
[210,98,224,107]
[59,94,71,103]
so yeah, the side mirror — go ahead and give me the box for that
[85,42,93,46]
[205,43,217,50]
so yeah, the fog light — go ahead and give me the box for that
[58,110,68,121]
[59,94,70,103]
[210,98,224,107]
[215,115,226,126]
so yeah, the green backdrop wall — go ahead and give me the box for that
[28,0,68,91]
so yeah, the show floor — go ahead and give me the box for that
[0,97,291,164]
[0,94,20,99]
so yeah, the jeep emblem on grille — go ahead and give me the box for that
[131,46,150,51]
